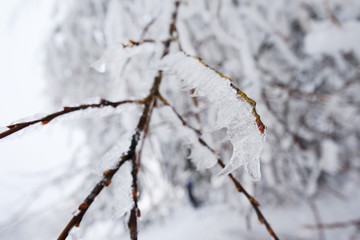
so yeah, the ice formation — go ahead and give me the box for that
[162,52,266,180]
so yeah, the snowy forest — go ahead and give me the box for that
[1,0,360,239]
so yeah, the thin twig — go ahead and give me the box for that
[128,2,182,239]
[59,1,182,239]
[57,156,129,240]
[0,99,141,140]
[120,39,155,48]
[324,0,342,26]
[162,1,181,58]
[270,81,328,101]
[304,219,360,229]
[57,71,163,240]
[140,17,157,39]
[127,71,162,240]
[157,93,280,240]
[308,199,326,240]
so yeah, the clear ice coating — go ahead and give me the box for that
[162,52,266,181]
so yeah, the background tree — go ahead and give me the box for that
[1,0,360,239]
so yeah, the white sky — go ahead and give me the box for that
[0,0,80,224]
[0,0,50,122]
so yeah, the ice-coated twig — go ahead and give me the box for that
[129,2,182,239]
[4,0,280,239]
[57,155,129,240]
[189,54,266,135]
[0,99,141,140]
[163,52,266,179]
[59,2,182,239]
[157,93,280,240]
[119,38,180,52]
[57,71,163,240]
[120,39,155,48]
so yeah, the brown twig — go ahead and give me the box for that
[121,39,155,48]
[127,71,162,240]
[57,156,128,240]
[0,99,141,140]
[140,17,157,39]
[157,93,280,240]
[324,0,342,27]
[162,1,181,58]
[128,2,182,239]
[189,89,202,125]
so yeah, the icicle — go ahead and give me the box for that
[162,52,266,180]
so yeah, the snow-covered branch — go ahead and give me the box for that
[0,99,140,140]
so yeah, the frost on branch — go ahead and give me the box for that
[162,52,266,180]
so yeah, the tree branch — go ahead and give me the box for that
[304,219,360,229]
[1,98,141,140]
[161,1,181,58]
[57,155,129,240]
[59,1,181,239]
[157,93,280,240]
[57,71,163,240]
[127,71,162,240]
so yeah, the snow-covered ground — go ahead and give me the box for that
[140,190,360,240]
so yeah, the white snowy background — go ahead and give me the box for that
[1,1,360,240]
[0,0,84,238]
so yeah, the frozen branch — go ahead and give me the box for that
[57,156,129,240]
[163,52,266,179]
[3,1,288,239]
[57,71,163,240]
[120,39,155,48]
[157,93,280,240]
[59,1,181,239]
[0,99,141,140]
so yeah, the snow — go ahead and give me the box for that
[305,21,360,56]
[96,135,134,219]
[0,0,83,236]
[162,52,266,180]
[110,162,133,219]
[320,140,339,175]
[0,102,139,142]
[155,106,218,170]
[189,141,218,170]
[140,204,246,240]
[2,0,360,239]
[140,189,360,240]
[92,43,158,74]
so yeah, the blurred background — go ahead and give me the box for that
[0,0,359,239]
